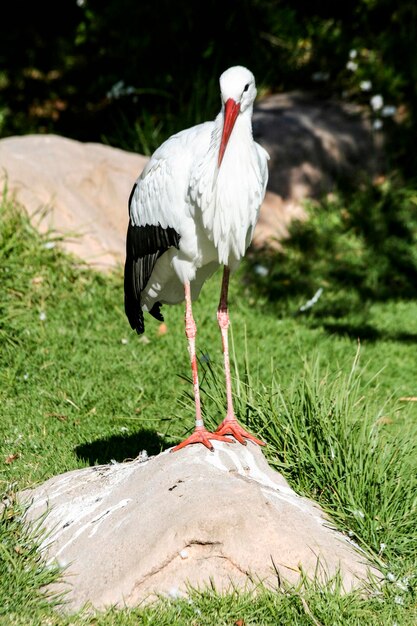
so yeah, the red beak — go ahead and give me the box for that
[218,98,240,167]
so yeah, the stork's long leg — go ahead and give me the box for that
[217,266,234,420]
[172,281,232,452]
[215,267,265,446]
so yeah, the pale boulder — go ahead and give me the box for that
[0,134,146,270]
[21,441,379,612]
[0,95,381,266]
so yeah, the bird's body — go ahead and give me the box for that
[124,66,269,451]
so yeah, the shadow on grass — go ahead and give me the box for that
[319,321,417,343]
[75,428,170,465]
[245,180,417,334]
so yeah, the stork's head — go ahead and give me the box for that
[218,66,257,167]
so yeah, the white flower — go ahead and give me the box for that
[23,373,29,381]
[381,105,397,117]
[386,572,396,582]
[373,119,383,131]
[370,94,384,111]
[311,71,330,82]
[360,80,372,91]
[121,338,128,345]
[349,49,358,59]
[107,80,124,99]
[254,264,268,277]
[106,80,136,100]
[394,595,404,606]
[39,311,47,321]
[43,241,56,249]
[346,61,358,72]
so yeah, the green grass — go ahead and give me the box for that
[1,190,417,624]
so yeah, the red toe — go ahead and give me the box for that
[215,418,265,446]
[172,427,234,452]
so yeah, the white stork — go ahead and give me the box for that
[124,65,269,451]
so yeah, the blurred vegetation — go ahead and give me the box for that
[0,0,416,177]
[247,178,417,312]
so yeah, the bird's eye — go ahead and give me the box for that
[243,83,249,92]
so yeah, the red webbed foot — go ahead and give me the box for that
[171,427,234,452]
[215,418,265,446]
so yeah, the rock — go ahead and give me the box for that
[20,441,378,612]
[251,191,306,250]
[252,92,383,248]
[253,91,383,201]
[0,135,284,267]
[0,134,146,270]
[0,97,381,265]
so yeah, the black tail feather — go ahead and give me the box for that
[124,195,180,335]
[149,301,164,322]
[124,258,145,334]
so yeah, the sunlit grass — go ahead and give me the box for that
[1,193,417,624]
[201,345,417,582]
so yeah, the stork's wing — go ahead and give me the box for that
[124,181,180,334]
[255,141,270,198]
[124,125,212,333]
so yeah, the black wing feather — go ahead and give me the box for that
[124,184,180,334]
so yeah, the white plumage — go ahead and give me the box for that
[124,65,269,451]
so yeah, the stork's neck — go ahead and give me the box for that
[188,101,264,265]
[213,104,254,154]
